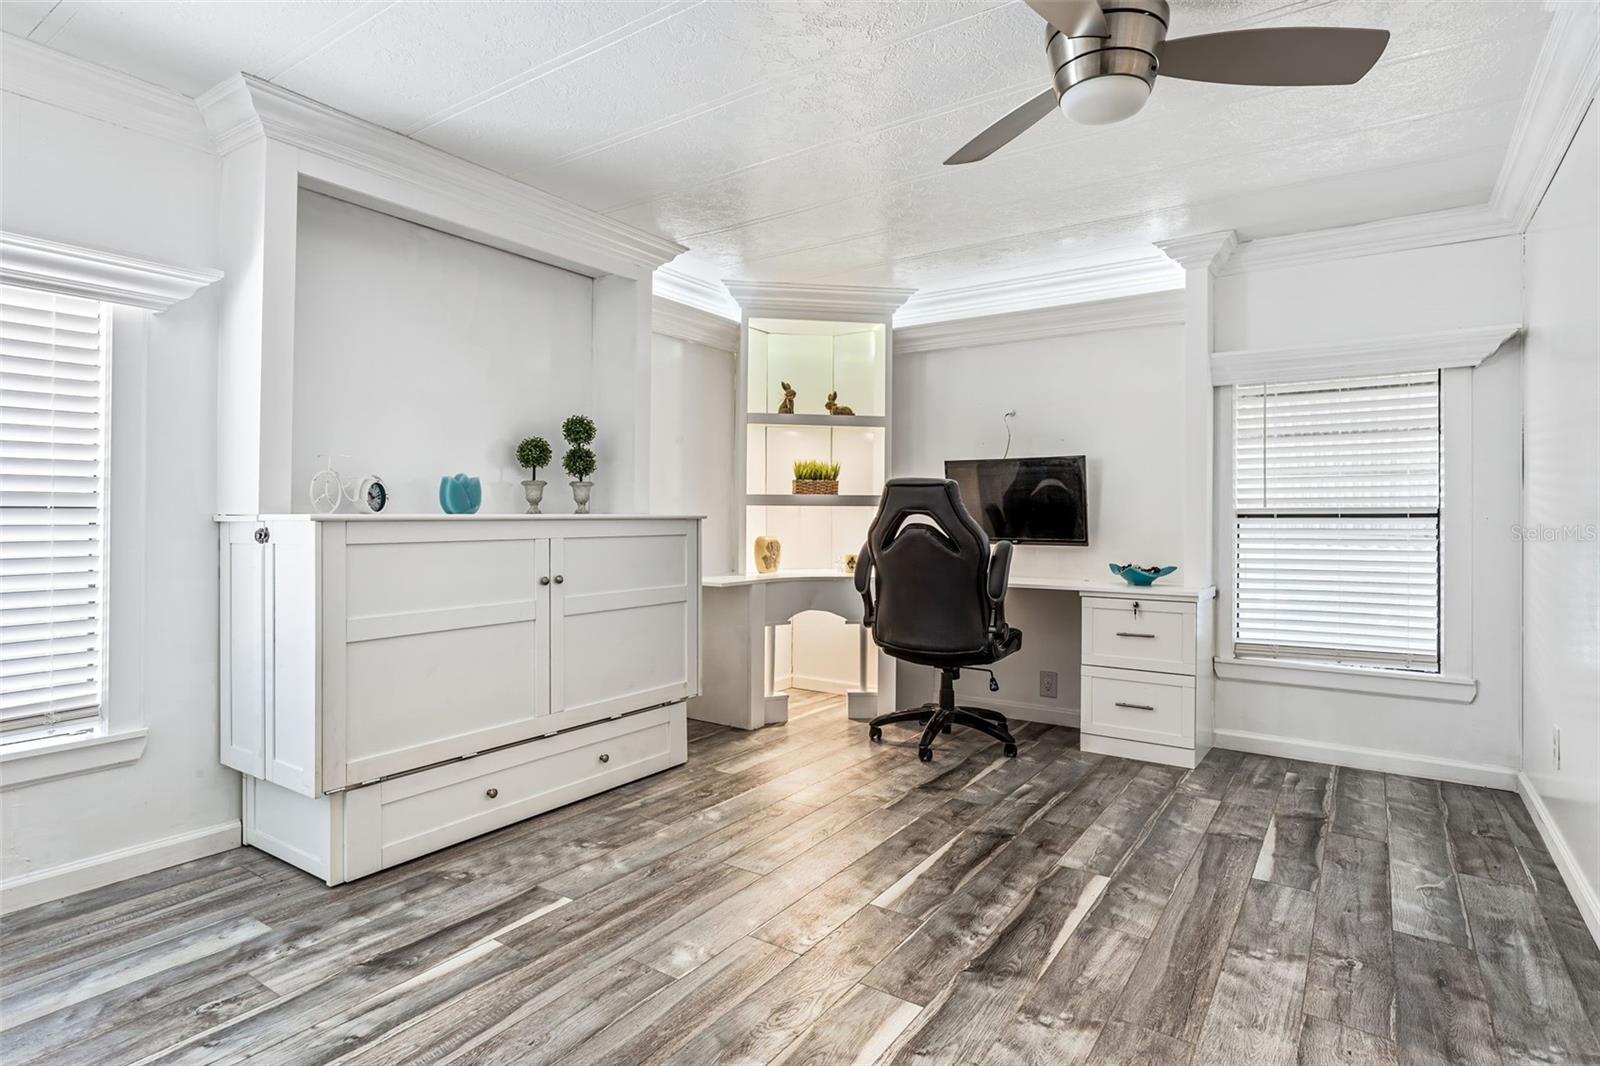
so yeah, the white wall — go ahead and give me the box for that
[1211,236,1526,781]
[0,91,240,899]
[650,330,736,571]
[293,191,594,515]
[1521,104,1599,923]
[891,313,1187,721]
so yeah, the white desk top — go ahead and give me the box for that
[703,569,1213,601]
[218,513,706,522]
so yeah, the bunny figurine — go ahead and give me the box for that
[777,381,796,415]
[825,391,855,416]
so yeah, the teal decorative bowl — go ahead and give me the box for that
[439,474,482,514]
[1109,563,1177,586]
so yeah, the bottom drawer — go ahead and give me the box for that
[1082,668,1195,747]
[344,702,687,878]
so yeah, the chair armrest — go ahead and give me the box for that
[854,541,876,627]
[988,540,1013,603]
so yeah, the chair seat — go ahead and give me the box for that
[880,625,1021,670]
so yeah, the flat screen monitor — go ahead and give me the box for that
[943,456,1088,545]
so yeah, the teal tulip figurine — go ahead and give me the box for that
[438,474,482,514]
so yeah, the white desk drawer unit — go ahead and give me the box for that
[1079,589,1215,769]
[222,514,702,885]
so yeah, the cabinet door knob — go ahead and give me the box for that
[554,574,565,584]
[485,787,499,799]
[598,753,610,763]
[540,576,551,586]
[254,526,270,545]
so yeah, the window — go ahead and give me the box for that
[1233,371,1440,672]
[1,284,109,742]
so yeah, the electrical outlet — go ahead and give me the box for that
[1554,725,1562,770]
[1040,670,1058,699]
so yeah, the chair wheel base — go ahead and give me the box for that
[918,747,934,763]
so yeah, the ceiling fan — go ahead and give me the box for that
[947,0,1390,164]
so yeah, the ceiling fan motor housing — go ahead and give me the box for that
[1046,0,1170,99]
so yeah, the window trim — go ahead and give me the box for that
[1215,366,1476,697]
[0,232,217,782]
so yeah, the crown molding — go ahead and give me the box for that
[1,231,221,311]
[1491,4,1600,231]
[653,267,740,321]
[1211,323,1521,386]
[894,290,1184,355]
[893,252,1181,327]
[1156,230,1237,274]
[652,295,738,352]
[1223,204,1518,276]
[196,75,686,274]
[0,35,213,154]
[723,280,916,319]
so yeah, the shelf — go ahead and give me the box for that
[746,413,887,428]
[746,494,879,508]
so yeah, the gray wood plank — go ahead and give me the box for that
[1113,832,1260,1043]
[889,865,1110,1065]
[1061,767,1181,877]
[663,905,919,1066]
[1516,839,1600,1038]
[564,937,796,1066]
[769,983,922,1066]
[1210,754,1290,839]
[980,920,1148,1066]
[1332,767,1389,843]
[1043,755,1142,831]
[1092,792,1221,940]
[1441,784,1527,886]
[1191,879,1317,1066]
[1387,779,1473,949]
[1085,1020,1195,1065]
[1279,761,1336,819]
[1177,746,1243,801]
[1253,813,1327,893]
[462,958,674,1065]
[1304,832,1396,1041]
[1297,1016,1399,1066]
[1391,930,1502,1066]
[1458,874,1600,1064]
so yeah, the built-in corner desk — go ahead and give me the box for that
[696,570,1216,769]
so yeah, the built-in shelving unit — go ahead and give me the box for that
[724,284,913,576]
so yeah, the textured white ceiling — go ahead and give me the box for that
[5,1,1554,293]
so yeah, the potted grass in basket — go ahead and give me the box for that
[792,459,841,496]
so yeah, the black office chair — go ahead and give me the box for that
[855,478,1022,763]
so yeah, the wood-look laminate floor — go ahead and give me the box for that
[4,691,1599,1066]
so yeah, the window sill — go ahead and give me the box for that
[0,728,149,790]
[1214,657,1477,703]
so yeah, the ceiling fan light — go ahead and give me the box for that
[1059,74,1151,125]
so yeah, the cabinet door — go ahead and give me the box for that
[220,523,269,778]
[329,522,550,787]
[549,520,699,724]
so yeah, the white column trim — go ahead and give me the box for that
[0,231,221,311]
[1211,324,1521,385]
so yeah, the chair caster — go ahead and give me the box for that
[1004,743,1018,758]
[869,727,882,743]
[918,747,934,763]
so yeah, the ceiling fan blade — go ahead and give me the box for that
[945,88,1059,165]
[1023,0,1108,39]
[1158,27,1390,86]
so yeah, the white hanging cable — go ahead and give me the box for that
[1001,410,1017,459]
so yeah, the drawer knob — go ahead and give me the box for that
[485,787,499,799]
[540,576,551,586]
[598,752,610,763]
[1114,701,1155,711]
[1115,631,1156,639]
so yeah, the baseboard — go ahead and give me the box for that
[1517,772,1600,947]
[1213,729,1518,789]
[0,820,242,915]
[962,694,1080,729]
[788,674,855,696]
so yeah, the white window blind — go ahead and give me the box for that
[1233,371,1440,671]
[1,284,108,740]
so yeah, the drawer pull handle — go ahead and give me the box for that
[540,576,551,586]
[598,753,610,763]
[1115,631,1156,639]
[1114,701,1155,711]
[485,787,499,799]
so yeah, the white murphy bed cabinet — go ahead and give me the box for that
[218,514,701,884]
